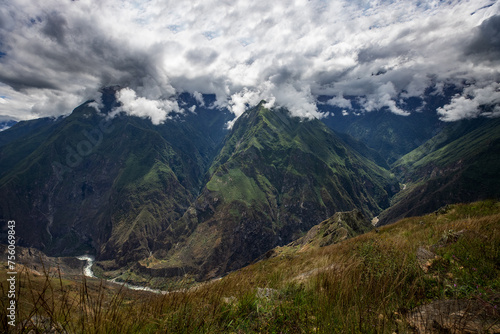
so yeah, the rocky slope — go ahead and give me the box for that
[288,209,372,249]
[259,209,373,261]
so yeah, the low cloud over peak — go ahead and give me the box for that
[0,0,499,122]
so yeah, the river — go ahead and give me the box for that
[76,255,96,278]
[76,255,165,294]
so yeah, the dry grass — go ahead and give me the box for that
[1,200,499,333]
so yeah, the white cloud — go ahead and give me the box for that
[225,80,326,128]
[193,91,205,106]
[113,88,181,125]
[0,83,97,120]
[327,95,352,109]
[438,82,500,121]
[0,0,499,122]
[228,87,264,119]
[361,82,410,116]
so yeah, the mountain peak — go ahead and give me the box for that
[161,102,398,278]
[257,99,267,107]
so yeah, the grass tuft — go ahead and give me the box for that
[1,200,499,333]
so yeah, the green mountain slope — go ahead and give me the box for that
[150,102,398,279]
[380,118,500,224]
[0,117,56,148]
[0,97,231,272]
[319,89,452,165]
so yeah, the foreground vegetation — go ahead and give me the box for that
[1,200,499,333]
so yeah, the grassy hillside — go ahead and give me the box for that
[2,200,498,333]
[381,118,500,224]
[394,118,500,177]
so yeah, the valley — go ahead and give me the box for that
[2,2,499,332]
[1,91,499,287]
[0,92,499,333]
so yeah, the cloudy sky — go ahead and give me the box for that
[0,0,499,124]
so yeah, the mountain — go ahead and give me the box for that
[316,88,500,225]
[379,117,500,224]
[318,87,456,164]
[0,92,232,272]
[1,90,499,284]
[0,119,17,133]
[144,102,398,280]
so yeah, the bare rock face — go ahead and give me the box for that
[289,209,372,249]
[0,244,84,277]
[407,299,500,333]
[416,247,437,273]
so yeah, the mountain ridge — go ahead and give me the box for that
[1,93,499,283]
[380,117,500,224]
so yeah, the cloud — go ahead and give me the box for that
[360,82,410,116]
[193,91,205,106]
[327,95,352,109]
[0,83,98,120]
[465,14,500,63]
[225,80,326,127]
[0,0,499,123]
[112,88,181,125]
[41,11,68,45]
[438,82,500,121]
[185,48,219,66]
